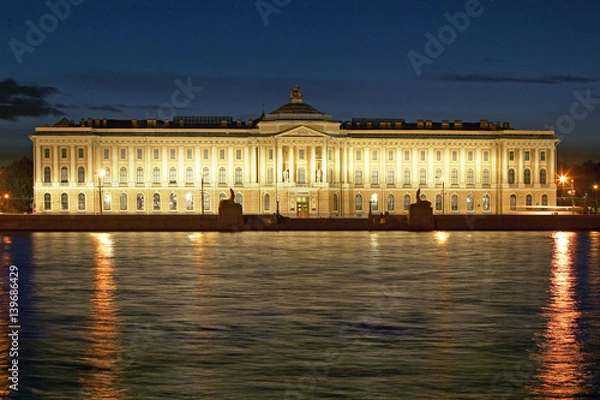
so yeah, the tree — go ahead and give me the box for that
[0,157,33,213]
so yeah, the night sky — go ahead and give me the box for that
[2,0,599,165]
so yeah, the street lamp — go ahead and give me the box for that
[570,179,575,215]
[98,169,105,215]
[593,184,598,214]
[440,176,445,214]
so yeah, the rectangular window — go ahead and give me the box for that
[355,150,362,161]
[203,149,209,160]
[388,150,394,161]
[299,149,305,160]
[120,148,126,159]
[468,151,473,162]
[268,149,273,160]
[137,148,143,160]
[219,149,226,160]
[236,149,242,160]
[509,151,515,161]
[78,148,84,159]
[420,150,426,161]
[170,149,176,160]
[483,151,489,162]
[524,151,530,161]
[186,149,193,159]
[540,151,546,161]
[452,151,458,162]
[103,148,110,159]
[372,150,378,161]
[44,148,50,159]
[404,150,410,161]
[61,148,67,159]
[436,150,442,162]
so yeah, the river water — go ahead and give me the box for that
[0,231,599,399]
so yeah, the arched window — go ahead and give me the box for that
[186,167,194,184]
[526,194,533,207]
[78,193,85,210]
[371,168,379,185]
[333,193,339,211]
[466,194,474,211]
[60,166,68,183]
[203,167,210,184]
[153,193,161,210]
[510,194,517,210]
[420,168,427,185]
[524,168,531,185]
[78,166,85,183]
[103,167,111,184]
[169,193,177,210]
[137,167,144,184]
[539,168,547,185]
[169,167,177,184]
[219,167,226,184]
[387,168,395,185]
[264,193,271,211]
[119,167,127,184]
[435,194,442,211]
[219,192,227,202]
[267,167,274,184]
[387,194,395,211]
[371,194,379,211]
[403,194,411,210]
[355,194,363,211]
[153,167,160,184]
[235,167,243,184]
[355,169,363,185]
[203,193,210,211]
[43,166,51,183]
[120,193,127,210]
[435,168,443,184]
[186,192,194,210]
[541,194,548,206]
[451,194,459,211]
[103,192,111,210]
[60,193,68,210]
[137,193,144,210]
[451,168,458,185]
[508,168,516,185]
[403,169,411,185]
[235,193,243,205]
[482,169,490,186]
[482,194,490,211]
[297,167,306,184]
[44,193,51,210]
[467,169,474,185]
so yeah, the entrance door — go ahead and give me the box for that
[296,196,309,217]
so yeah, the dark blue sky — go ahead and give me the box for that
[2,0,599,164]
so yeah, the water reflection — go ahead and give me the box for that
[532,231,589,398]
[80,233,124,399]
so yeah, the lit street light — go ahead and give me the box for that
[594,184,599,214]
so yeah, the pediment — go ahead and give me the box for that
[274,126,330,138]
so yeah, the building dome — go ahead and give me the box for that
[262,84,333,121]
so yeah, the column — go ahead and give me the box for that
[288,145,294,183]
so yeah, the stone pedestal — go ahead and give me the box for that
[217,189,244,231]
[408,200,435,231]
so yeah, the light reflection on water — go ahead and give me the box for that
[0,231,598,399]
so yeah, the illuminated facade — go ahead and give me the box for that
[30,85,559,216]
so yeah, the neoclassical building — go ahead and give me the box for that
[31,85,559,216]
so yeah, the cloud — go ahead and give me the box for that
[0,79,64,121]
[428,73,598,85]
[85,104,124,113]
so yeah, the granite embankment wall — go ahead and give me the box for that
[0,214,599,232]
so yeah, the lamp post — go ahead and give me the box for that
[98,169,105,215]
[591,183,598,214]
[570,179,575,215]
[2,194,8,213]
[440,176,445,215]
